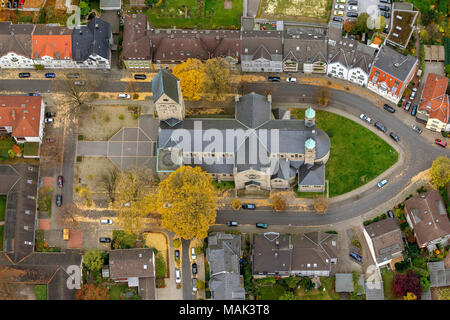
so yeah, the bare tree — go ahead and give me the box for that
[101,167,119,204]
[55,203,81,228]
[57,75,98,119]
[313,195,329,214]
[316,85,330,107]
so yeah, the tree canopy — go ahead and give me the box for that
[203,58,231,101]
[172,58,205,101]
[75,283,110,300]
[430,156,450,188]
[393,270,423,299]
[83,249,104,272]
[157,166,217,240]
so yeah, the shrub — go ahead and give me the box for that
[231,198,241,210]
[373,216,380,222]
[363,220,372,226]
[132,113,139,120]
[196,279,205,290]
[272,196,286,211]
[76,156,83,162]
[416,186,427,194]
[325,230,338,234]
[155,252,166,278]
[400,222,409,230]
[173,238,181,248]
[395,208,404,219]
[326,129,334,137]
[119,115,125,120]
[155,278,166,288]
[395,261,408,272]
[78,135,84,140]
[133,93,139,99]
[381,213,387,219]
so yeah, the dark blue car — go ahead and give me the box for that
[27,93,39,96]
[349,251,362,262]
[411,104,418,117]
[45,73,55,78]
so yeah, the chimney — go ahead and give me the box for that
[267,94,272,103]
[235,94,240,102]
[11,110,15,120]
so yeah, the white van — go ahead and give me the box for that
[118,93,130,99]
[175,269,181,283]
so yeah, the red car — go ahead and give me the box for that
[435,139,447,148]
[57,175,64,188]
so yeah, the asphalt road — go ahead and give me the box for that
[181,239,194,300]
[215,82,449,226]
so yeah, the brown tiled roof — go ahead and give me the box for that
[364,219,404,264]
[404,190,450,247]
[109,248,155,279]
[122,13,151,60]
[0,22,35,58]
[241,30,282,60]
[418,73,449,124]
[0,96,42,138]
[291,232,337,271]
[252,233,291,275]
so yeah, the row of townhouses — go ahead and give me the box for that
[0,18,112,69]
[123,14,419,105]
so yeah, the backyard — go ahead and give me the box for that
[34,285,47,300]
[108,283,140,300]
[143,0,243,29]
[261,0,331,22]
[292,109,399,197]
[381,268,396,300]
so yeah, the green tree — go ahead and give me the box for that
[157,166,217,240]
[430,156,450,188]
[196,279,205,290]
[83,249,104,272]
[279,291,297,300]
[79,1,90,17]
[155,252,167,278]
[203,58,231,101]
[284,276,300,289]
[445,64,450,78]
[354,13,370,34]
[111,230,137,249]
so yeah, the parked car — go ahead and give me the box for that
[242,203,256,209]
[24,241,32,246]
[359,113,372,123]
[349,251,362,262]
[45,112,56,117]
[27,93,39,96]
[435,139,447,148]
[334,4,345,10]
[56,194,62,207]
[404,101,412,112]
[118,93,130,99]
[389,132,400,142]
[379,0,391,3]
[45,73,55,78]
[57,175,64,188]
[377,179,388,188]
[45,138,55,143]
[383,104,395,113]
[191,247,196,260]
[99,237,111,243]
[74,81,85,86]
[348,5,358,10]
[336,0,345,3]
[411,104,418,116]
[100,219,113,224]
[374,121,387,133]
[174,249,180,259]
[346,11,358,17]
[44,117,54,124]
[332,16,344,22]
[286,77,297,82]
[387,210,394,219]
[192,263,197,275]
[378,4,390,11]
[134,74,147,80]
[334,10,344,16]
[381,11,390,18]
[412,87,417,92]
[18,72,30,78]
[175,269,181,283]
[256,222,268,229]
[348,0,358,5]
[66,73,80,78]
[227,221,238,227]
[410,91,416,100]
[268,76,280,82]
[412,125,422,134]
[192,278,197,292]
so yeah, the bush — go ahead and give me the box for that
[416,186,427,194]
[155,252,167,278]
[363,220,372,226]
[173,238,181,248]
[400,222,409,231]
[196,279,205,290]
[132,113,139,120]
[272,196,286,211]
[326,129,334,137]
[78,135,84,141]
[155,278,166,288]
[381,213,387,219]
[395,208,404,219]
[395,261,408,272]
[119,114,125,120]
[325,230,338,234]
[373,216,380,222]
[133,93,139,99]
[231,198,241,210]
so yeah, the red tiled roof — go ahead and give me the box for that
[0,96,42,138]
[418,73,449,124]
[32,26,72,59]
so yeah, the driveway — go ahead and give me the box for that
[156,232,183,300]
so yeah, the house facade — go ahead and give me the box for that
[241,30,283,73]
[0,95,44,143]
[0,22,35,69]
[404,190,450,251]
[367,45,418,104]
[122,14,152,69]
[154,71,330,193]
[417,73,449,132]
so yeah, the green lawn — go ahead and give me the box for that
[292,109,398,197]
[0,225,4,251]
[295,276,341,300]
[23,142,40,157]
[255,282,289,300]
[0,195,6,221]
[381,268,396,300]
[34,285,47,300]
[108,284,140,300]
[212,180,235,190]
[144,0,243,29]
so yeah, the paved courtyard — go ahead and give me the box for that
[76,115,159,171]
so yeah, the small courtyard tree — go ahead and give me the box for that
[272,196,286,211]
[313,195,329,214]
[430,156,450,188]
[83,249,104,272]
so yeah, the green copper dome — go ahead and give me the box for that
[305,138,316,150]
[305,107,315,119]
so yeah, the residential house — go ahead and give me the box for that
[283,27,328,73]
[32,25,73,69]
[367,45,418,104]
[347,43,377,87]
[0,22,35,69]
[416,73,449,132]
[206,232,245,300]
[363,218,404,268]
[241,30,283,73]
[0,95,45,144]
[252,232,338,277]
[154,69,330,193]
[100,0,121,10]
[71,18,112,69]
[1,163,39,263]
[109,248,156,300]
[122,13,152,69]
[428,261,450,288]
[386,8,419,49]
[404,190,450,251]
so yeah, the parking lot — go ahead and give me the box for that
[330,0,392,29]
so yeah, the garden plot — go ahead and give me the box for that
[262,0,330,21]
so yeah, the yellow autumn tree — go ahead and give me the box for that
[172,58,205,101]
[157,166,216,240]
[430,156,450,188]
[403,292,417,300]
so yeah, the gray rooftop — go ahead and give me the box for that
[236,93,271,129]
[335,273,354,292]
[428,261,450,287]
[209,272,245,300]
[71,18,111,62]
[372,45,418,81]
[206,233,241,275]
[152,69,180,104]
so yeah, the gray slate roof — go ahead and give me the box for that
[235,93,272,129]
[0,22,34,58]
[335,273,354,292]
[372,45,417,81]
[428,261,450,287]
[209,273,245,300]
[100,0,121,9]
[71,18,111,62]
[152,69,180,104]
[206,233,241,275]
